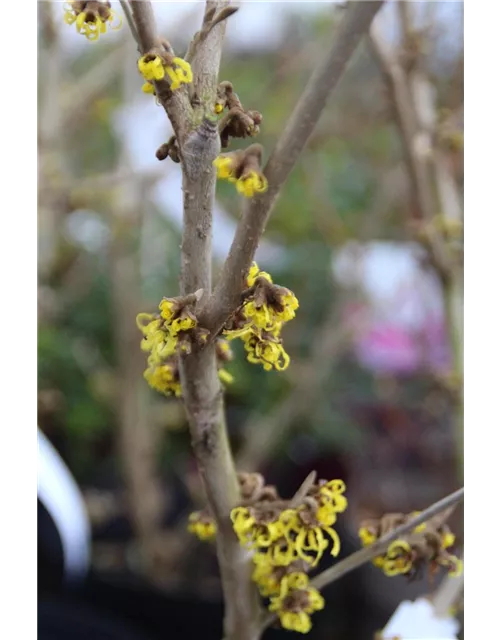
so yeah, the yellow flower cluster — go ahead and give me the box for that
[223,263,299,372]
[138,55,192,92]
[63,1,122,41]
[187,511,217,541]
[269,572,324,634]
[137,299,233,396]
[137,299,198,366]
[359,512,463,578]
[213,156,268,198]
[230,478,347,633]
[144,359,181,397]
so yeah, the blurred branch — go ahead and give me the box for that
[66,166,166,192]
[237,304,355,472]
[119,0,140,48]
[432,564,464,617]
[368,5,463,482]
[203,1,385,336]
[368,23,435,223]
[395,3,464,479]
[61,44,126,131]
[368,19,454,289]
[260,487,464,632]
[111,40,164,581]
[39,0,65,281]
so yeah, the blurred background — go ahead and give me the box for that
[38,1,464,639]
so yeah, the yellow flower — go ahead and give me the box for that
[247,262,272,287]
[213,155,236,180]
[269,572,324,635]
[442,531,456,549]
[159,298,176,321]
[170,314,197,335]
[275,289,299,322]
[63,2,122,41]
[214,103,224,114]
[383,540,413,576]
[165,57,193,91]
[244,335,290,372]
[280,508,340,567]
[187,511,217,541]
[265,539,298,567]
[142,82,156,95]
[136,314,177,362]
[144,363,181,397]
[252,554,281,596]
[316,503,336,527]
[138,55,166,81]
[218,368,234,385]
[216,339,233,358]
[230,507,284,550]
[138,55,192,90]
[236,170,268,198]
[359,526,377,547]
[252,555,312,597]
[318,479,348,517]
[243,301,274,330]
[445,556,463,577]
[158,298,197,336]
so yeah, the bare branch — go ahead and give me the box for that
[202,0,385,336]
[368,23,435,222]
[185,4,238,65]
[260,487,464,632]
[119,0,141,48]
[289,471,317,508]
[129,0,193,145]
[111,41,164,577]
[392,4,463,477]
[177,2,262,638]
[61,44,126,132]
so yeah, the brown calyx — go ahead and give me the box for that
[273,559,310,584]
[297,500,321,529]
[74,1,112,22]
[216,82,263,148]
[156,136,181,163]
[282,589,311,613]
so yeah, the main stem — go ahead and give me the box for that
[180,132,261,640]
[179,3,261,638]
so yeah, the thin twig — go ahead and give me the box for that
[289,471,317,509]
[61,44,126,132]
[111,38,164,578]
[202,0,385,336]
[260,487,464,632]
[129,0,193,145]
[393,3,464,480]
[119,0,141,48]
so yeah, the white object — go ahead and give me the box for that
[37,429,91,581]
[381,597,460,640]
